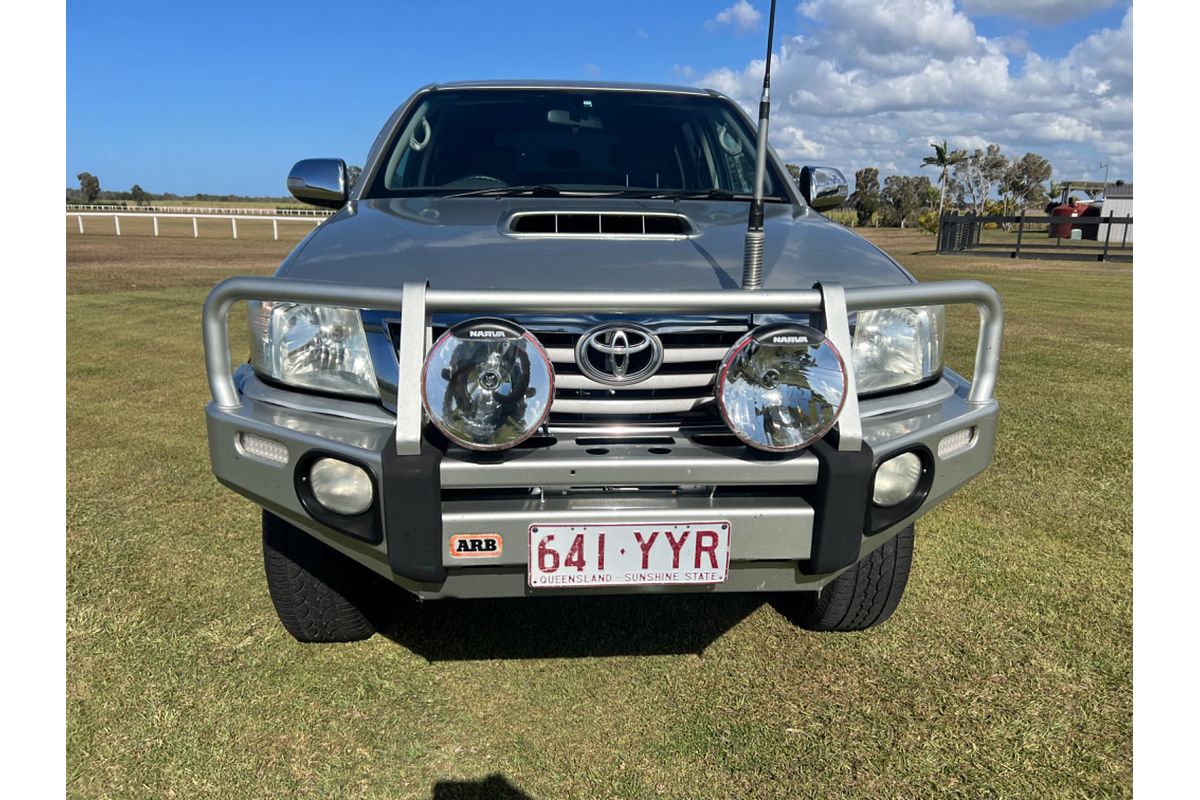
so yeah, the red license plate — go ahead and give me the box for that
[527,521,731,588]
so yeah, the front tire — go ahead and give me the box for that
[262,511,379,643]
[776,525,914,632]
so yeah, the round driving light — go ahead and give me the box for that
[716,324,847,452]
[421,318,554,451]
[872,452,923,507]
[309,457,374,515]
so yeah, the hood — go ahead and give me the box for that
[279,197,913,292]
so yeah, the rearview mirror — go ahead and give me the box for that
[287,159,348,208]
[799,166,849,212]
[546,109,603,129]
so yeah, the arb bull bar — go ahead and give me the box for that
[203,279,1003,595]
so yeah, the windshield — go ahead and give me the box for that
[367,89,788,200]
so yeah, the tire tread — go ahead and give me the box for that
[779,525,914,632]
[262,511,377,643]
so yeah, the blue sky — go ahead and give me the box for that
[66,0,1132,196]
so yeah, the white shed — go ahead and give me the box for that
[1098,182,1132,244]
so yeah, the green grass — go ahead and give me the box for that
[66,228,1131,799]
[972,227,1134,256]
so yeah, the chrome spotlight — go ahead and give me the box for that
[421,318,555,450]
[716,324,847,452]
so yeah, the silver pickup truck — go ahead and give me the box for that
[203,81,1002,642]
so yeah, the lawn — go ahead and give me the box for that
[66,226,1132,799]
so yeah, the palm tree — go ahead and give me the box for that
[922,140,967,217]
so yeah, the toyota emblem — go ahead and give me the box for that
[575,324,664,386]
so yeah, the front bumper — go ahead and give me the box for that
[203,278,1002,599]
[208,370,997,599]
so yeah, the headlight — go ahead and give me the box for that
[421,318,554,451]
[851,306,944,394]
[248,302,378,398]
[716,324,847,452]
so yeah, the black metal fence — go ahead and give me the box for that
[936,212,1133,262]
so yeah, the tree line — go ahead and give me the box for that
[73,150,1058,228]
[68,173,295,206]
[67,167,364,206]
[788,143,1057,230]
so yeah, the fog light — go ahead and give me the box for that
[238,432,288,465]
[937,427,977,459]
[873,452,923,507]
[309,458,373,515]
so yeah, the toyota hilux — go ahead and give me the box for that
[203,80,1003,642]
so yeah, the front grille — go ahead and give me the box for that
[539,326,744,425]
[424,319,749,427]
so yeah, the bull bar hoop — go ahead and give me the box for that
[202,279,1003,456]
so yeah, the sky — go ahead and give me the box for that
[66,0,1132,196]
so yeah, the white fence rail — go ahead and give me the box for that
[66,203,331,217]
[67,211,324,241]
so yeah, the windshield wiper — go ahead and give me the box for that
[617,189,785,202]
[442,185,788,201]
[653,189,736,200]
[441,184,566,198]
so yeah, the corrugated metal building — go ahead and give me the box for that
[1098,181,1132,243]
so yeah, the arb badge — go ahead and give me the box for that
[450,533,503,558]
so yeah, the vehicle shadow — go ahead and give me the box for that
[371,587,763,661]
[431,774,534,799]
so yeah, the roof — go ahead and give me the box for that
[1059,180,1133,199]
[431,79,715,96]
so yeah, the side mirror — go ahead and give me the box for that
[799,166,849,212]
[287,159,348,208]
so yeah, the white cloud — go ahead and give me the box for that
[950,134,991,152]
[707,1,762,33]
[962,0,1122,25]
[694,3,1132,186]
[583,63,601,77]
[798,0,981,71]
[638,28,650,39]
[775,125,824,159]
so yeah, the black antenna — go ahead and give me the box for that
[742,0,777,291]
